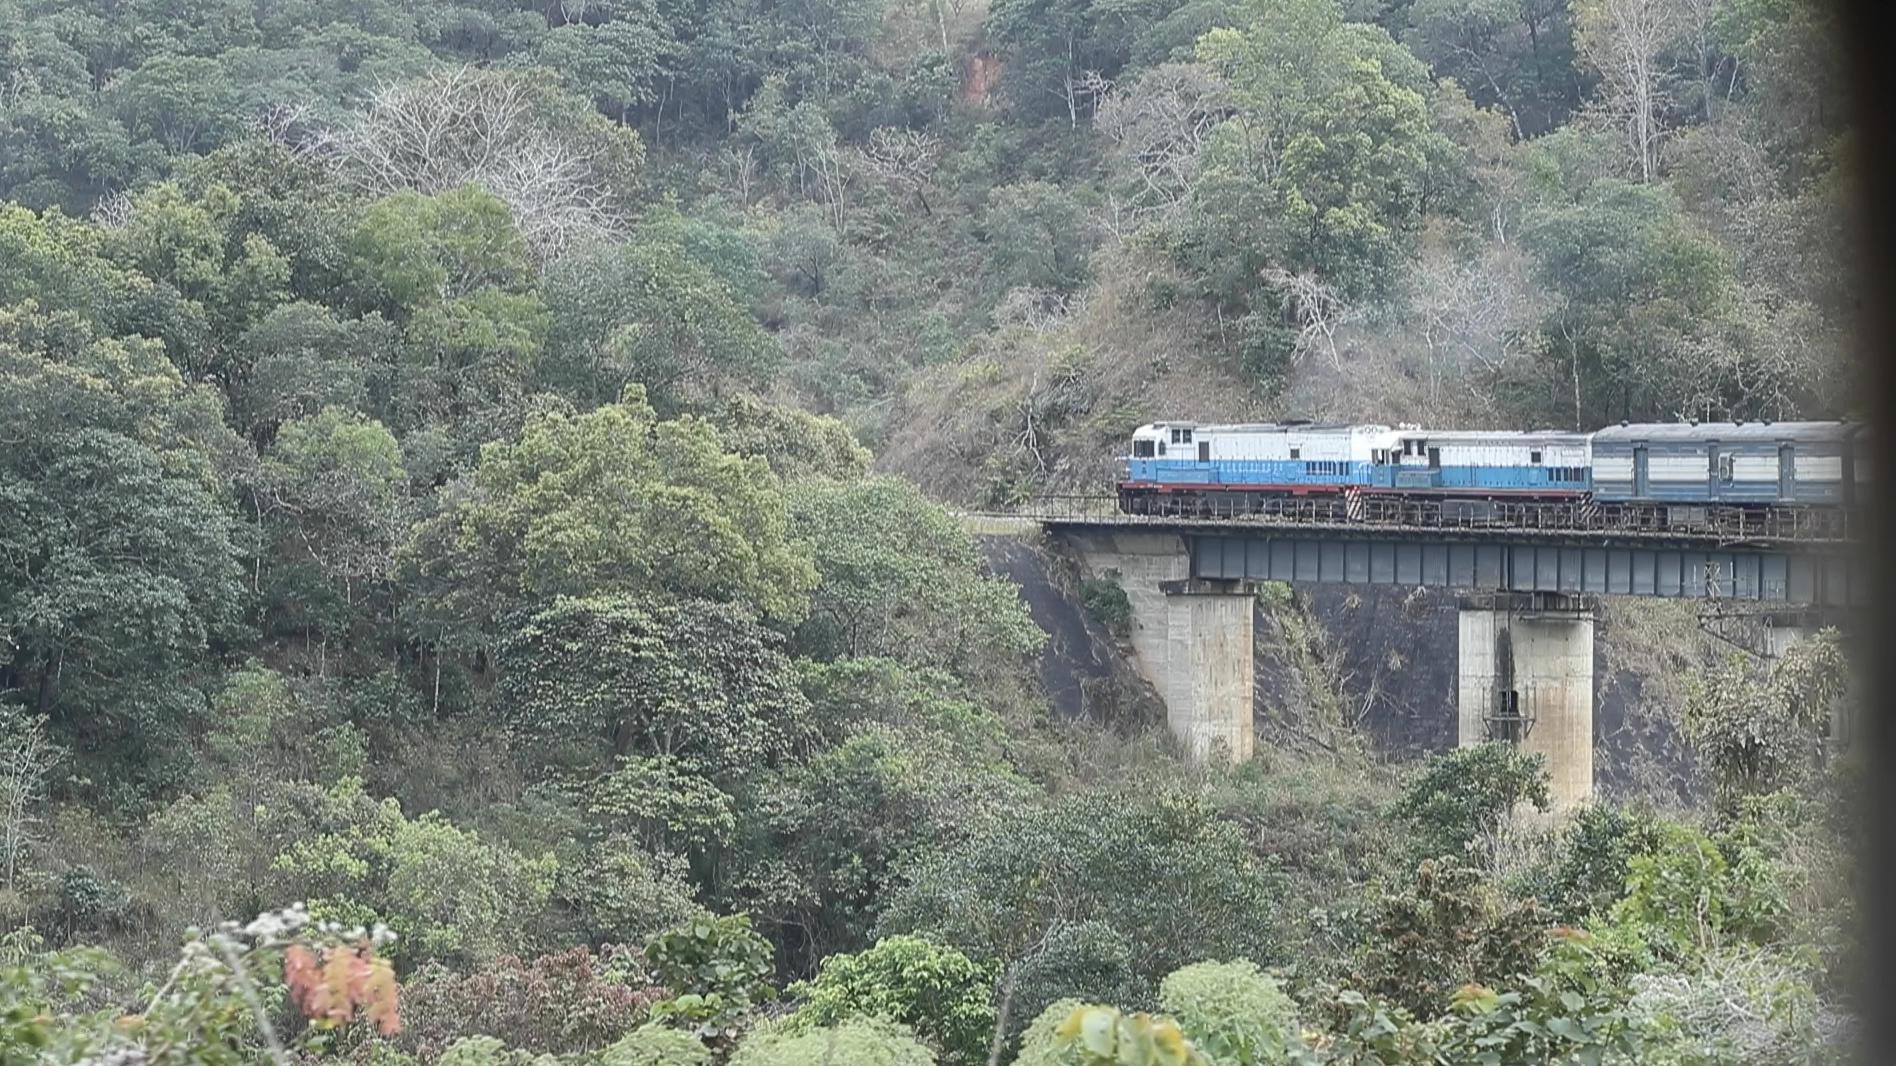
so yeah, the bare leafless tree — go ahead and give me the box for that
[1,711,59,894]
[248,102,319,150]
[1576,0,1682,182]
[802,138,852,231]
[1412,244,1549,408]
[89,188,134,228]
[859,126,941,213]
[1094,62,1231,221]
[318,66,630,260]
[1261,266,1360,368]
[994,286,1080,332]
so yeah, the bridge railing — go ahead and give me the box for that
[984,492,1860,544]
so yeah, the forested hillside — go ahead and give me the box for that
[0,0,1866,1062]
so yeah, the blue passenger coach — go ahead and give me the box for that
[1591,421,1866,505]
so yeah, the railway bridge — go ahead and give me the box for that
[981,496,1864,810]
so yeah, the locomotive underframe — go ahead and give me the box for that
[1115,483,1855,541]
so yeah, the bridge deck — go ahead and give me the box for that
[977,495,1862,549]
[974,497,1864,607]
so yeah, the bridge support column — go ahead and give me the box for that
[1458,592,1595,812]
[1064,532,1254,763]
[1158,579,1256,763]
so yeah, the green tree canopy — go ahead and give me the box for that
[495,595,815,777]
[539,211,781,413]
[789,934,999,1065]
[403,388,817,645]
[879,789,1283,1000]
[788,476,1043,667]
[1523,179,1736,423]
[0,306,246,788]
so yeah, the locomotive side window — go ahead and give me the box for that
[1530,450,1542,464]
[1290,447,1301,460]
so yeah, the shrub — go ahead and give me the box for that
[599,1025,715,1066]
[1157,960,1296,1066]
[398,945,665,1059]
[1352,860,1548,1018]
[1006,922,1145,1040]
[1606,821,1786,969]
[645,914,777,1040]
[1079,573,1132,637]
[1390,744,1549,862]
[789,935,998,1065]
[729,1017,935,1066]
[880,789,1283,992]
[1514,804,1662,924]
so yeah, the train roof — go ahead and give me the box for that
[1396,428,1591,441]
[1591,421,1857,444]
[1134,421,1384,434]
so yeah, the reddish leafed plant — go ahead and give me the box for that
[285,942,403,1035]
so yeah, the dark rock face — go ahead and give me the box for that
[1254,585,1693,799]
[987,535,1693,798]
[979,535,1156,726]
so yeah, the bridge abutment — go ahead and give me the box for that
[1457,592,1595,811]
[1067,532,1254,762]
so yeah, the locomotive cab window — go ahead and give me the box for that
[1133,440,1155,458]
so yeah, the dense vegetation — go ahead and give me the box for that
[0,0,1864,1062]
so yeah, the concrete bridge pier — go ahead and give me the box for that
[1068,531,1255,763]
[1457,592,1596,811]
[1157,579,1257,762]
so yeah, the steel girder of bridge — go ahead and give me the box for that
[1180,530,1858,606]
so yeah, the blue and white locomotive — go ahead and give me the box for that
[1118,419,1867,526]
